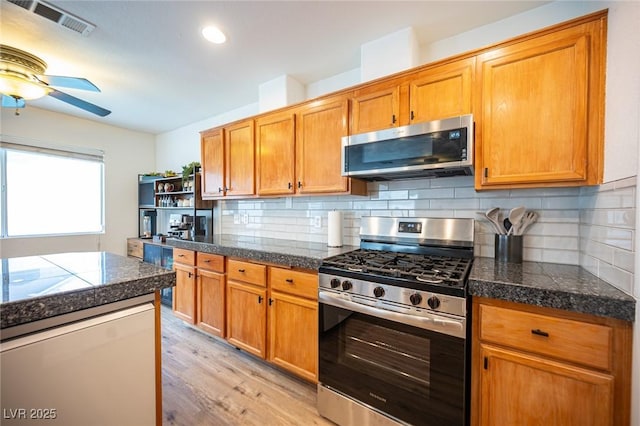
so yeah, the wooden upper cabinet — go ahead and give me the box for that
[224,119,255,197]
[296,96,351,194]
[255,111,296,196]
[200,128,225,198]
[410,57,474,123]
[351,84,401,134]
[475,16,606,189]
[350,57,474,134]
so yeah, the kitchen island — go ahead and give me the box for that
[0,251,175,426]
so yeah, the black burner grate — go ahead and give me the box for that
[322,249,472,288]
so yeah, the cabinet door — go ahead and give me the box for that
[351,85,401,134]
[479,345,613,426]
[409,57,474,123]
[225,120,255,197]
[475,21,604,188]
[200,128,225,197]
[197,269,225,338]
[268,291,318,382]
[296,97,350,194]
[255,111,296,196]
[173,263,196,324]
[226,280,267,358]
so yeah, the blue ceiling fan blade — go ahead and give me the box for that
[48,89,111,117]
[39,75,101,92]
[2,95,26,108]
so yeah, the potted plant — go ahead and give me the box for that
[181,161,201,183]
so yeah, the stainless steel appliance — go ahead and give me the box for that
[341,114,473,180]
[318,216,474,426]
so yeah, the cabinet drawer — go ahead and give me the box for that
[269,267,318,300]
[227,259,266,287]
[127,238,143,258]
[479,304,612,370]
[197,253,225,272]
[173,248,195,266]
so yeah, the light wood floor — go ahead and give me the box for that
[160,305,334,426]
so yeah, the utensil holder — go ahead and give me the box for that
[494,234,523,263]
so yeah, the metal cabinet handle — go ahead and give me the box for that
[285,278,294,283]
[238,269,245,273]
[218,187,223,193]
[188,272,193,278]
[204,259,210,263]
[531,329,549,337]
[392,114,396,124]
[297,181,302,189]
[288,182,292,189]
[258,295,263,303]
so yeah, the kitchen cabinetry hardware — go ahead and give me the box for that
[285,278,294,283]
[391,114,396,124]
[238,269,245,273]
[531,328,549,337]
[288,182,292,189]
[410,111,415,120]
[269,298,273,306]
[297,181,302,188]
[484,357,488,370]
[188,272,193,278]
[258,295,263,303]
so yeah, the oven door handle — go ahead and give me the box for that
[319,291,465,339]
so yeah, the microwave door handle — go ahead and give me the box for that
[319,291,465,338]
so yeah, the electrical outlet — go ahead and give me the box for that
[233,214,240,225]
[313,215,322,228]
[242,213,249,225]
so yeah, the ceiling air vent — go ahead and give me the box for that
[6,0,96,36]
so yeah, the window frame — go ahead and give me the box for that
[0,138,105,239]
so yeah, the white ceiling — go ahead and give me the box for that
[1,0,549,135]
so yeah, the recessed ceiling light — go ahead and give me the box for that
[202,25,226,44]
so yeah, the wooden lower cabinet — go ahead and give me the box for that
[226,280,267,358]
[479,345,613,426]
[197,275,225,336]
[472,297,632,426]
[173,261,196,324]
[268,267,318,382]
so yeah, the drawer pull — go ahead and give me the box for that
[238,269,245,273]
[178,254,184,257]
[285,278,294,283]
[204,259,210,263]
[531,329,549,337]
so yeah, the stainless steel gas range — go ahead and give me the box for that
[317,216,474,426]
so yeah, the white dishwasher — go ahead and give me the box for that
[0,302,156,426]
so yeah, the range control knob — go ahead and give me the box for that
[427,296,441,310]
[373,286,385,298]
[342,281,353,291]
[330,278,341,289]
[409,293,422,305]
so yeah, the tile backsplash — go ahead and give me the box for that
[219,175,636,295]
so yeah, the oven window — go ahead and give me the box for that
[344,317,430,393]
[319,303,466,425]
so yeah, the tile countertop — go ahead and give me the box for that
[167,234,358,270]
[169,235,635,322]
[469,257,636,322]
[0,251,176,329]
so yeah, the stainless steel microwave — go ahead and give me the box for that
[341,114,473,180]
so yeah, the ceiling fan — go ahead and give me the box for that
[0,44,111,117]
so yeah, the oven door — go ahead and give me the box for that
[318,290,468,426]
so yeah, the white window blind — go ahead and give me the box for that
[0,139,105,238]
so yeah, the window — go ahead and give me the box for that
[0,140,104,238]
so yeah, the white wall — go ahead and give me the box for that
[0,107,155,257]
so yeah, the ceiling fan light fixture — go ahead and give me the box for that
[0,71,51,100]
[202,25,226,44]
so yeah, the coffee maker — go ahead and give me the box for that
[168,214,208,239]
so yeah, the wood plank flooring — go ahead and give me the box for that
[160,306,334,426]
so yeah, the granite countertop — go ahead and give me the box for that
[167,234,358,270]
[167,235,635,322]
[469,257,636,322]
[1,251,176,329]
